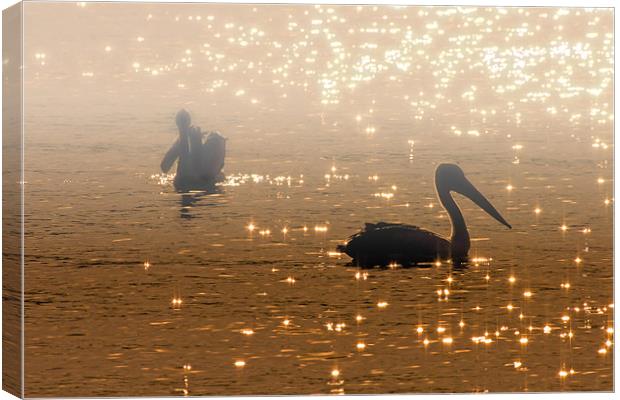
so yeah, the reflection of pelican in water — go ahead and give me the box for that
[337,164,511,267]
[179,187,222,219]
[161,109,226,191]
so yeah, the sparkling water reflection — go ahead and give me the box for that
[23,3,612,396]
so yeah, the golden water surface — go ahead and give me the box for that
[22,3,613,396]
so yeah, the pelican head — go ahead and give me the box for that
[176,109,191,130]
[436,163,512,229]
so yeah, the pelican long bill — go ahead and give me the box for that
[456,177,512,229]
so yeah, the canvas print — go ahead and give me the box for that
[2,1,614,397]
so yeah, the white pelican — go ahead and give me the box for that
[337,163,511,267]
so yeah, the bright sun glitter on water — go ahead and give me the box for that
[355,271,369,281]
[314,225,328,233]
[25,5,614,395]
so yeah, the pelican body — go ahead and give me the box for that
[337,164,511,267]
[161,109,227,191]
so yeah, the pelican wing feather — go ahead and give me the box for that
[339,223,450,267]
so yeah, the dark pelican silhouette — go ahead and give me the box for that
[337,163,511,267]
[161,109,227,192]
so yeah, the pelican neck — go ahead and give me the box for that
[436,184,470,257]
